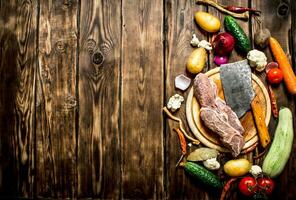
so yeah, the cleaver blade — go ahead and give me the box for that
[220,60,255,118]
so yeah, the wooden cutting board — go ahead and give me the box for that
[186,67,271,152]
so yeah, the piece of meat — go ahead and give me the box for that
[195,74,244,134]
[209,78,244,134]
[200,107,245,156]
[194,73,245,157]
[216,98,245,134]
[194,73,216,107]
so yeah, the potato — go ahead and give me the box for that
[186,48,207,74]
[195,11,221,33]
[223,158,251,177]
[254,28,271,49]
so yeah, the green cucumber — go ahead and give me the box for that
[224,16,251,54]
[184,162,222,188]
[262,107,294,178]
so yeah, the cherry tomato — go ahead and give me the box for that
[238,176,258,196]
[257,177,275,195]
[267,68,283,84]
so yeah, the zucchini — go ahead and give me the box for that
[262,107,294,178]
[184,162,222,188]
[224,16,251,54]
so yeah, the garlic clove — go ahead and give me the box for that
[198,40,212,51]
[175,74,191,91]
[190,34,200,47]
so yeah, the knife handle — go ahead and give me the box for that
[251,95,271,148]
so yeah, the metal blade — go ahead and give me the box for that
[220,60,255,118]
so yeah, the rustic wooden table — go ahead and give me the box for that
[0,0,295,199]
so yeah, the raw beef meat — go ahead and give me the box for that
[194,73,245,157]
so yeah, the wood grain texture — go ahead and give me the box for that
[36,0,78,198]
[77,0,121,198]
[0,0,37,198]
[292,0,296,70]
[289,1,296,199]
[0,23,19,198]
[121,0,164,198]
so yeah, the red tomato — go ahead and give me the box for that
[257,177,275,195]
[238,176,258,196]
[267,68,283,84]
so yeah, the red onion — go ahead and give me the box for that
[265,62,278,73]
[214,55,228,65]
[212,32,235,56]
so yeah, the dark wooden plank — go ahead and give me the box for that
[121,0,164,198]
[0,18,19,198]
[36,0,78,198]
[164,0,217,199]
[250,1,296,200]
[293,0,296,71]
[0,0,37,198]
[77,0,121,199]
[289,1,296,199]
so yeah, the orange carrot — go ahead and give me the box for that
[269,37,296,95]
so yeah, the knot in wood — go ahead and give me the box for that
[55,41,66,53]
[277,2,289,17]
[87,39,96,55]
[92,51,104,65]
[63,0,71,6]
[63,0,72,9]
[63,95,77,110]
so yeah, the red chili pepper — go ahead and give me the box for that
[226,6,261,14]
[173,128,187,155]
[220,178,237,200]
[268,85,279,118]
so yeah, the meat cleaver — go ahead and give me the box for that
[220,60,270,148]
[220,60,254,118]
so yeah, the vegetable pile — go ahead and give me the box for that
[163,0,295,199]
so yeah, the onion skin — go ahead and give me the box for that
[214,55,228,65]
[212,32,235,56]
